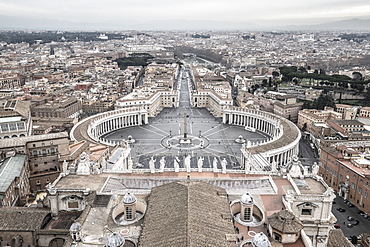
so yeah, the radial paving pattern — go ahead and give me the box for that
[105,67,269,168]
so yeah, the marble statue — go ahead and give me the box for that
[159,156,166,172]
[271,160,277,172]
[213,157,218,172]
[149,156,156,173]
[91,162,101,174]
[197,156,204,172]
[174,156,180,172]
[62,160,68,173]
[76,152,91,175]
[101,157,107,169]
[185,155,191,172]
[311,162,319,176]
[221,158,227,174]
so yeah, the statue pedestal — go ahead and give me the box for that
[179,138,192,144]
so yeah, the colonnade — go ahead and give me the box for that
[70,107,149,146]
[91,114,144,138]
[224,112,281,138]
[223,106,301,170]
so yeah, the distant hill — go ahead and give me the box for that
[1,14,370,31]
[282,18,370,31]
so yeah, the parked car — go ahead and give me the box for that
[347,202,354,207]
[334,224,341,229]
[336,207,346,212]
[347,223,354,228]
[363,214,370,220]
[352,220,359,225]
[357,210,365,215]
[347,216,354,221]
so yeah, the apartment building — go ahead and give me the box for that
[319,143,370,214]
[297,108,342,134]
[31,97,82,118]
[273,95,303,123]
[335,104,359,120]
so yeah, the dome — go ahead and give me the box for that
[107,232,125,247]
[268,210,303,234]
[69,222,82,232]
[240,192,254,205]
[252,232,271,247]
[123,192,137,204]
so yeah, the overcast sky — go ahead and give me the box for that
[1,0,370,25]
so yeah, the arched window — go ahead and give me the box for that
[42,149,47,156]
[126,207,133,220]
[49,238,65,247]
[50,147,55,154]
[243,207,251,221]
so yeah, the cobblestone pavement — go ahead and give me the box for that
[105,67,269,168]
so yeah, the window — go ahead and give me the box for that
[33,150,38,156]
[358,187,362,194]
[126,207,133,220]
[364,191,368,198]
[17,122,25,130]
[36,180,41,185]
[9,124,16,131]
[351,183,355,189]
[243,207,251,221]
[339,174,343,181]
[68,201,79,209]
[301,209,312,215]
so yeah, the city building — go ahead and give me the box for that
[319,142,370,214]
[0,154,30,207]
[0,99,32,139]
[31,97,82,118]
[273,94,303,123]
[0,132,70,192]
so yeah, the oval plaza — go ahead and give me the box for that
[71,64,301,173]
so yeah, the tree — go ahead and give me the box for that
[352,71,363,81]
[272,71,280,78]
[298,66,307,73]
[262,79,268,87]
[313,93,335,110]
[365,89,370,102]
